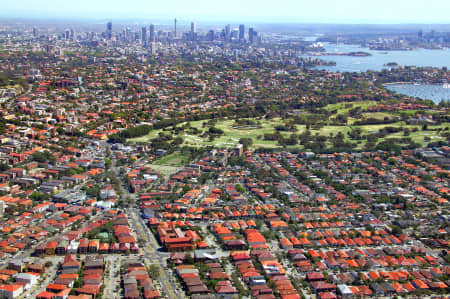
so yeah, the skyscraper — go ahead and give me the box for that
[126,27,132,42]
[207,30,215,41]
[174,18,177,40]
[64,29,70,40]
[149,24,155,42]
[239,24,245,42]
[106,21,112,40]
[248,27,257,43]
[142,26,148,46]
[190,22,196,41]
[71,28,77,42]
[225,24,231,41]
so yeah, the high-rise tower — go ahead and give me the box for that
[249,27,257,43]
[225,24,231,41]
[142,26,147,46]
[239,24,245,42]
[106,21,112,40]
[190,22,196,41]
[149,24,155,42]
[174,18,177,39]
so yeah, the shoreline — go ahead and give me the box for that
[383,82,416,85]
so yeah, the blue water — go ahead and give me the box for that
[302,42,450,72]
[385,84,450,104]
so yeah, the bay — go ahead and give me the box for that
[301,42,450,72]
[385,83,450,104]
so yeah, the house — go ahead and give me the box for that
[36,291,57,299]
[225,240,247,250]
[371,283,386,296]
[158,226,195,252]
[8,260,25,272]
[84,255,104,270]
[61,255,80,272]
[306,272,325,282]
[78,239,88,254]
[54,288,72,299]
[194,249,218,262]
[245,229,267,246]
[109,243,119,253]
[56,241,68,255]
[28,262,45,274]
[67,241,79,254]
[34,243,46,256]
[337,284,353,298]
[45,241,58,256]
[310,281,336,293]
[88,240,99,253]
[15,273,40,288]
[215,281,238,299]
[98,243,109,254]
[76,284,100,297]
[0,284,23,299]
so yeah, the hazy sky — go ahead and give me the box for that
[1,0,450,23]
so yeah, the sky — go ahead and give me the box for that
[1,0,450,24]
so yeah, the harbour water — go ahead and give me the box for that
[301,38,450,103]
[385,83,450,104]
[302,42,450,73]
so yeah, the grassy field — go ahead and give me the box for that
[130,118,288,149]
[146,164,183,177]
[153,152,190,166]
[127,130,161,143]
[129,117,448,150]
[324,101,378,113]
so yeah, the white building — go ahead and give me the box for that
[67,241,79,254]
[15,273,40,289]
[0,284,23,299]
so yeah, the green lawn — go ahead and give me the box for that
[153,152,190,166]
[130,118,286,149]
[127,130,161,143]
[147,164,183,177]
[360,112,396,120]
[129,117,448,150]
[324,101,378,113]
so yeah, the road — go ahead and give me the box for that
[26,257,62,299]
[127,208,182,299]
[107,150,182,299]
[103,255,120,299]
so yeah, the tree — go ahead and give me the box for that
[208,127,224,135]
[0,163,10,172]
[185,253,194,264]
[391,225,402,236]
[104,158,112,169]
[149,264,160,279]
[235,184,246,193]
[29,192,50,202]
[239,138,253,150]
[32,151,56,164]
[206,279,219,290]
[182,184,192,194]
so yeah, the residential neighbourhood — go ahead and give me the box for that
[0,15,449,299]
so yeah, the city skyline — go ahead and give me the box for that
[1,0,450,24]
